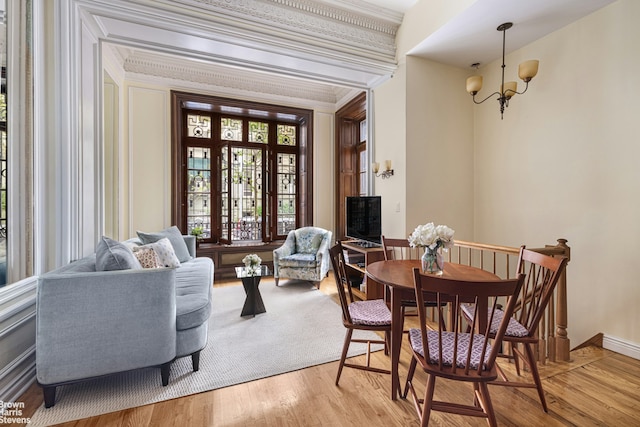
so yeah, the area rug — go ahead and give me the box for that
[30,279,383,426]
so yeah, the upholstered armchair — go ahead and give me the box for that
[273,227,332,288]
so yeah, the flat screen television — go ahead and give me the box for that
[345,196,382,245]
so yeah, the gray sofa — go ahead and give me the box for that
[36,234,214,408]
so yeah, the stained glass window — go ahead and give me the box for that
[187,114,211,138]
[219,147,230,241]
[187,147,211,238]
[221,118,242,141]
[248,121,268,143]
[230,148,263,241]
[277,124,296,146]
[277,153,296,235]
[178,98,304,245]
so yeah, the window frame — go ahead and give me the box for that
[171,92,313,244]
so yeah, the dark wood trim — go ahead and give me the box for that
[170,91,314,241]
[334,92,366,241]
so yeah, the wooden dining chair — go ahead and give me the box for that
[462,247,568,413]
[404,269,525,427]
[329,242,392,385]
[381,236,444,328]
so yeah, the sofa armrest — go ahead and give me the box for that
[36,267,177,385]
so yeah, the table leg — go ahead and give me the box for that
[390,287,403,400]
[241,276,266,317]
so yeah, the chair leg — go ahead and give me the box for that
[275,277,279,286]
[420,375,436,427]
[523,342,548,412]
[511,342,521,375]
[383,330,390,356]
[403,356,417,398]
[477,382,498,427]
[335,328,353,385]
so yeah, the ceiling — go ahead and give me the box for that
[408,0,617,69]
[104,0,617,107]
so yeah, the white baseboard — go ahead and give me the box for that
[602,334,640,360]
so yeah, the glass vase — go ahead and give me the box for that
[421,247,444,275]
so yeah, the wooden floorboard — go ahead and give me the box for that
[16,274,640,426]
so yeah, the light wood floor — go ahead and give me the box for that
[17,274,640,426]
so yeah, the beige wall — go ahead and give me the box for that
[373,56,475,241]
[473,0,640,348]
[313,111,335,233]
[405,56,475,241]
[120,83,336,238]
[125,85,171,236]
[372,62,407,239]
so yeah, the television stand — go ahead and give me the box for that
[341,240,385,300]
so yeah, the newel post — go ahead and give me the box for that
[553,238,571,361]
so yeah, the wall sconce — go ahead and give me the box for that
[372,160,394,179]
[466,22,539,119]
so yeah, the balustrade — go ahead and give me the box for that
[445,238,571,362]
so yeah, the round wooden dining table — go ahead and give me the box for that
[366,259,499,400]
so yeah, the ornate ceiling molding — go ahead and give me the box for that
[122,50,344,105]
[156,0,398,60]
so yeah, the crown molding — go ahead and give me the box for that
[122,50,343,105]
[151,0,398,59]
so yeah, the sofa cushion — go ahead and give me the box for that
[176,294,211,330]
[137,226,191,263]
[175,257,214,330]
[279,253,317,268]
[96,236,142,271]
[134,238,180,268]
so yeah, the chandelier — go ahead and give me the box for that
[466,22,539,119]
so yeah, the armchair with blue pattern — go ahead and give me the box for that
[273,227,332,288]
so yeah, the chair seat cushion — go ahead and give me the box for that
[279,253,318,268]
[462,304,529,338]
[348,299,391,326]
[408,328,492,370]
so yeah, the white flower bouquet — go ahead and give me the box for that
[243,254,262,276]
[408,222,455,251]
[408,222,455,275]
[242,253,262,269]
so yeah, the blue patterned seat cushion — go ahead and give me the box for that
[408,328,492,370]
[279,253,318,268]
[348,299,392,326]
[461,304,529,338]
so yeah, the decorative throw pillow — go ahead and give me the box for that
[295,230,324,254]
[133,246,162,269]
[95,236,142,271]
[137,226,191,263]
[134,237,180,268]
